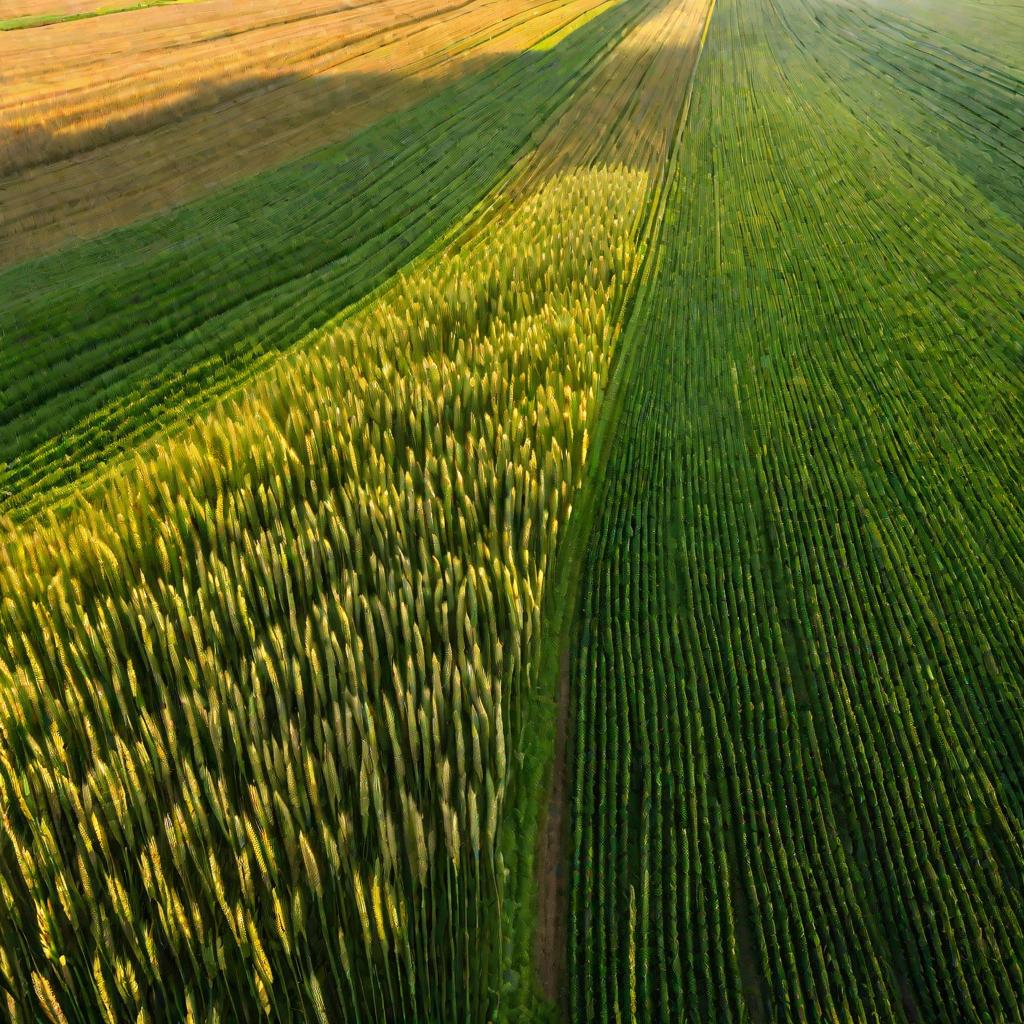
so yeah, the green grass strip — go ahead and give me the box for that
[0,0,199,31]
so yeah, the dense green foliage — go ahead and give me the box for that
[568,0,1024,1019]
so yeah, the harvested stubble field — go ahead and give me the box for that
[1,0,1023,1021]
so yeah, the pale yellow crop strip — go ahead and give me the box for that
[531,0,618,50]
[506,0,713,198]
[0,166,647,1021]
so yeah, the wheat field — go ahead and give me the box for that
[2,0,1023,1020]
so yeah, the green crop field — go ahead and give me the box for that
[1,0,1022,1021]
[568,0,1024,1019]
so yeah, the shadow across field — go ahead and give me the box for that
[0,60,499,256]
[0,66,391,176]
[0,0,446,176]
[0,0,656,517]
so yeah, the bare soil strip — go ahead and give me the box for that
[535,642,573,1010]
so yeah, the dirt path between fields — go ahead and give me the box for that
[529,3,719,1008]
[533,642,572,1013]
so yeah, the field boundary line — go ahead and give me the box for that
[524,0,720,1015]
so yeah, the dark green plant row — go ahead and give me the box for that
[0,0,654,521]
[568,0,1024,1018]
[790,0,1024,232]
